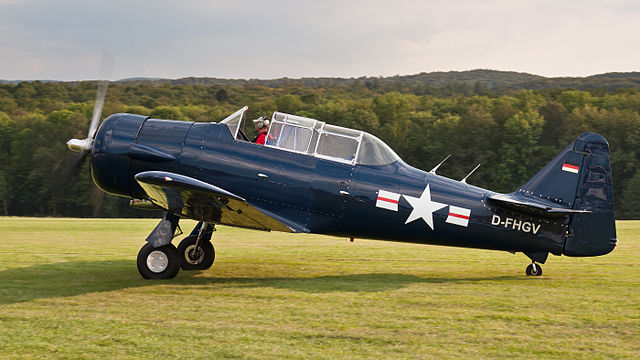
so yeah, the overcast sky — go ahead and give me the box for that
[0,0,638,81]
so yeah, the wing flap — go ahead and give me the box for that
[135,171,309,233]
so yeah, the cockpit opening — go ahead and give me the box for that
[220,107,400,166]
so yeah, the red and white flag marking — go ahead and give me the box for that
[446,206,471,227]
[562,163,580,174]
[376,190,400,211]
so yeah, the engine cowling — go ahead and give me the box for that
[91,113,147,197]
[91,113,194,199]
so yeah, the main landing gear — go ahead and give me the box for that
[177,228,215,271]
[525,262,542,276]
[137,243,181,279]
[136,220,216,279]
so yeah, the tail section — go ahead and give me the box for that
[518,132,616,256]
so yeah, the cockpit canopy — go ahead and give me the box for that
[220,106,400,166]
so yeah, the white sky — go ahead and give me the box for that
[0,0,638,81]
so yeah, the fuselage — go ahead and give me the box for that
[91,114,569,257]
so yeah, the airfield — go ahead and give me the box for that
[0,218,637,359]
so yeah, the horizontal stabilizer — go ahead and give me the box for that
[135,171,309,233]
[487,193,591,216]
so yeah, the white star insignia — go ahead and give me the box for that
[403,185,447,230]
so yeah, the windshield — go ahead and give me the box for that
[219,106,248,140]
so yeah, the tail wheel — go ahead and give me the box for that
[177,235,215,271]
[137,243,180,279]
[526,263,543,276]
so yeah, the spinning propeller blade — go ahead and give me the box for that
[87,79,108,139]
[62,51,113,189]
[66,51,113,154]
[56,150,89,188]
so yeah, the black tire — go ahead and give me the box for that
[526,263,543,276]
[177,235,215,271]
[137,243,180,279]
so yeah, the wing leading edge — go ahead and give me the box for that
[135,171,309,233]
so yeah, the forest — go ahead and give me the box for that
[1,71,640,219]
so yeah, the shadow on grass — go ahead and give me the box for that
[182,273,523,293]
[0,260,522,304]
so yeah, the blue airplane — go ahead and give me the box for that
[67,88,617,280]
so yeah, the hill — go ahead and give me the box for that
[111,69,640,91]
[4,70,640,90]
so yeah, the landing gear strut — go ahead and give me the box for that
[525,262,543,276]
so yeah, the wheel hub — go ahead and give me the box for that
[184,245,204,265]
[531,265,539,275]
[147,250,169,273]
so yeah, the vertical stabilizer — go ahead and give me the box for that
[518,133,616,256]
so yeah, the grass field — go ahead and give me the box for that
[0,218,638,359]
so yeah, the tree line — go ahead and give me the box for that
[113,69,640,92]
[1,80,639,218]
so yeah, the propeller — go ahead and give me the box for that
[66,51,113,164]
[56,51,113,214]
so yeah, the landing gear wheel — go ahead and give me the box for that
[526,263,543,276]
[137,243,180,279]
[177,235,215,271]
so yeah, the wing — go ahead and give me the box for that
[135,171,309,233]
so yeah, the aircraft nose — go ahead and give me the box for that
[91,113,147,197]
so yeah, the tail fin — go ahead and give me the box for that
[518,132,617,256]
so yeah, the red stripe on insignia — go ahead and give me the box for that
[563,163,579,170]
[377,196,399,204]
[449,213,469,220]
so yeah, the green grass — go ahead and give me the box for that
[0,218,638,359]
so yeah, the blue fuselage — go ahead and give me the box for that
[92,115,569,256]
